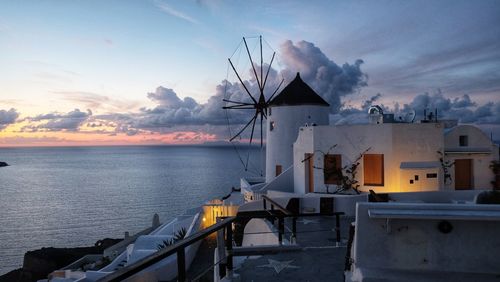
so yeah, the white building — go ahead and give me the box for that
[254,77,499,196]
[265,73,330,183]
[292,119,498,194]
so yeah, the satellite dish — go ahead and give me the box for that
[368,105,383,115]
[404,109,416,123]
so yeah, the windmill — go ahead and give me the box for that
[223,36,285,174]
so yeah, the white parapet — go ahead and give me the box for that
[346,202,500,281]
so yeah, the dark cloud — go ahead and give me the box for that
[280,40,368,113]
[24,109,92,132]
[0,108,19,130]
[401,91,499,124]
[361,93,382,110]
[332,91,500,126]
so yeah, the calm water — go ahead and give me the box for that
[0,145,263,275]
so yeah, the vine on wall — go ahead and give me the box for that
[303,145,370,194]
[437,150,454,185]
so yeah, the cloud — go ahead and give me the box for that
[332,91,500,126]
[155,1,199,24]
[0,108,19,130]
[146,87,198,109]
[104,38,113,46]
[369,35,500,96]
[24,109,92,132]
[361,93,382,110]
[403,91,500,124]
[0,136,66,145]
[91,40,367,140]
[279,40,368,113]
[54,91,141,112]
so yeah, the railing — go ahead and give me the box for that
[262,195,344,245]
[99,196,345,282]
[97,217,236,282]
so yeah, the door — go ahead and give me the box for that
[305,153,314,193]
[275,165,282,176]
[455,159,473,190]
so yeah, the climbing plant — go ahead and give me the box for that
[490,160,500,189]
[437,150,454,185]
[330,148,371,194]
[303,145,370,194]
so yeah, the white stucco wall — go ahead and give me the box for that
[293,126,315,194]
[350,202,500,280]
[293,123,445,194]
[444,125,499,190]
[266,104,329,183]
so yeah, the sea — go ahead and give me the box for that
[0,145,263,275]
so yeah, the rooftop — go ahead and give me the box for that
[269,73,330,107]
[233,215,352,281]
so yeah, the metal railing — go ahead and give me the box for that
[98,196,345,282]
[261,195,344,245]
[97,217,236,282]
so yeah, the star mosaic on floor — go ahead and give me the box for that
[257,259,300,274]
[296,218,318,225]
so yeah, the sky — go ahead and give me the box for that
[0,0,499,146]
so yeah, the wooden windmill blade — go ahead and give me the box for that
[222,36,285,173]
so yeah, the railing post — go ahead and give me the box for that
[270,204,275,224]
[292,217,297,243]
[335,213,341,246]
[263,198,267,210]
[177,247,186,282]
[226,223,233,276]
[216,218,227,279]
[278,216,284,245]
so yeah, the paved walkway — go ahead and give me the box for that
[233,216,354,282]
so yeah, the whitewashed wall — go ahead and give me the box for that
[444,125,499,190]
[348,202,500,281]
[293,123,445,194]
[265,104,329,183]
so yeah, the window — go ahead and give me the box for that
[275,165,282,177]
[324,154,342,184]
[363,154,384,186]
[459,135,468,146]
[270,121,275,131]
[426,173,437,178]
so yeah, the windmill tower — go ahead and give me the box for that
[265,73,330,183]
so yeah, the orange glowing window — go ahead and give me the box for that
[363,154,384,186]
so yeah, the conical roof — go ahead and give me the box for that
[269,73,329,107]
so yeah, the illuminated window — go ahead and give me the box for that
[459,135,468,146]
[324,154,342,184]
[363,154,384,186]
[270,121,275,131]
